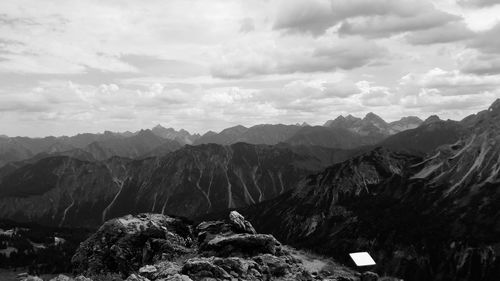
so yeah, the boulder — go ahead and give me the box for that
[160,274,193,281]
[361,271,379,281]
[139,261,181,280]
[72,213,195,277]
[212,256,259,276]
[253,254,291,277]
[74,276,93,281]
[200,233,279,257]
[20,277,43,281]
[181,257,232,280]
[48,275,73,281]
[126,274,150,281]
[229,211,257,234]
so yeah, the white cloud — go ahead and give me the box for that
[457,0,500,8]
[405,21,475,45]
[400,68,500,96]
[210,36,388,78]
[274,0,460,36]
[0,0,498,136]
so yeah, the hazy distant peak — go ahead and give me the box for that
[489,98,500,113]
[398,116,423,123]
[345,114,359,121]
[363,112,387,124]
[423,115,441,124]
[221,125,248,132]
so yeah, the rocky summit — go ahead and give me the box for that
[24,211,377,281]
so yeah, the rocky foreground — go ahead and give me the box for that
[20,211,387,281]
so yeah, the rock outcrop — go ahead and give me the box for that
[70,212,363,281]
[71,213,195,276]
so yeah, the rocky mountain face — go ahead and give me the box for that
[0,114,423,168]
[379,119,466,155]
[83,130,182,161]
[194,124,303,146]
[0,130,184,168]
[0,142,350,228]
[242,100,500,281]
[65,211,369,281]
[324,113,423,137]
[284,126,381,149]
[151,125,200,145]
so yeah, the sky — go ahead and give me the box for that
[0,0,499,137]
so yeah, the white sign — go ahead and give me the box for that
[349,252,376,266]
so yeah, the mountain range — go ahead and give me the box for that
[0,142,366,228]
[1,103,498,280]
[0,113,426,169]
[239,99,500,281]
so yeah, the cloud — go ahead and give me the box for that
[457,0,500,8]
[273,0,460,36]
[399,88,496,113]
[272,0,335,35]
[239,18,255,33]
[400,68,500,96]
[457,50,500,75]
[467,22,500,54]
[357,81,398,107]
[210,36,388,78]
[311,37,388,69]
[337,10,459,38]
[0,0,498,136]
[405,21,475,45]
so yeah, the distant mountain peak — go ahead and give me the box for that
[363,112,386,124]
[489,98,500,113]
[399,116,423,123]
[222,125,248,132]
[424,115,441,124]
[345,114,359,121]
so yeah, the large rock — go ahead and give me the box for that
[162,274,193,281]
[20,277,43,281]
[200,233,280,257]
[72,213,195,277]
[48,275,73,281]
[229,210,257,234]
[253,254,291,277]
[139,261,181,280]
[72,211,358,281]
[126,274,150,281]
[181,257,232,280]
[361,271,379,281]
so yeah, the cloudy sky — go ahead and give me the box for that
[1,0,499,137]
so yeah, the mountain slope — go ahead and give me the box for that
[284,126,381,149]
[379,119,466,154]
[151,124,200,144]
[324,113,423,137]
[82,129,182,160]
[194,124,303,146]
[0,142,341,228]
[243,100,500,281]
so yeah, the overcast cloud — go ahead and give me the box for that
[0,0,499,137]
